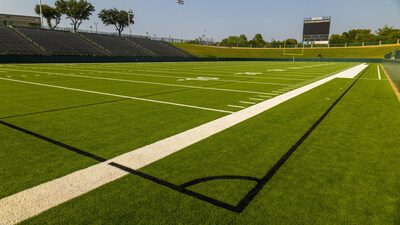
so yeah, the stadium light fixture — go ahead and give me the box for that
[177,0,184,41]
[39,0,44,28]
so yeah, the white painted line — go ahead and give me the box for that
[0,78,234,114]
[377,65,381,80]
[249,98,264,101]
[272,91,286,94]
[239,101,256,105]
[258,95,272,98]
[2,69,274,95]
[227,105,245,109]
[0,64,368,225]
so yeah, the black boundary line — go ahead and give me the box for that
[0,99,130,120]
[104,65,369,213]
[0,120,107,162]
[234,65,370,212]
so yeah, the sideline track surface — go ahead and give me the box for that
[0,63,367,225]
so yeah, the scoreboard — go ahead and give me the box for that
[303,17,331,44]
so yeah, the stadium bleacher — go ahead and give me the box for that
[0,26,39,54]
[0,26,193,57]
[81,33,150,56]
[16,28,105,55]
[129,37,193,57]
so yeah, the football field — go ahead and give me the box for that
[0,61,399,224]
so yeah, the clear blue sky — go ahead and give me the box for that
[1,0,400,41]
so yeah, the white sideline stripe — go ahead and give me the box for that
[227,105,245,109]
[0,78,234,114]
[377,65,381,80]
[2,68,275,95]
[0,64,368,225]
[239,101,256,105]
[249,98,264,101]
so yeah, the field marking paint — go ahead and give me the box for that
[1,68,279,95]
[12,65,309,81]
[177,77,219,81]
[227,105,245,109]
[239,101,256,105]
[249,98,264,101]
[377,65,381,80]
[0,64,368,225]
[0,78,234,114]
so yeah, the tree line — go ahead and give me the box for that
[192,25,400,47]
[34,0,133,36]
[329,26,400,44]
[189,34,298,47]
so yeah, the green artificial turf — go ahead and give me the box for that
[1,62,355,199]
[19,64,400,224]
[172,43,400,59]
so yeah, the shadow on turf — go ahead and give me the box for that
[0,66,368,213]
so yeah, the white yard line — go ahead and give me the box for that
[10,65,306,82]
[1,68,276,95]
[239,101,256,105]
[227,105,245,109]
[249,98,264,101]
[0,63,368,225]
[377,65,381,80]
[0,78,234,114]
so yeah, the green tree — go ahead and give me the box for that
[220,35,248,47]
[376,25,400,40]
[249,34,267,46]
[34,4,61,29]
[98,8,134,36]
[55,0,95,32]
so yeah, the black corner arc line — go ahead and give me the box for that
[108,162,240,213]
[180,176,261,188]
[234,65,370,213]
[0,120,107,162]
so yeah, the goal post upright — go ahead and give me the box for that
[283,38,305,62]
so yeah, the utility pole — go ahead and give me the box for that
[94,22,98,34]
[39,0,44,28]
[177,0,184,41]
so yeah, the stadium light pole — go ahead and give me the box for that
[94,22,98,34]
[39,0,44,28]
[177,0,184,42]
[128,0,132,36]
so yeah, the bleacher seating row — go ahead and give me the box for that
[0,26,193,57]
[0,26,39,54]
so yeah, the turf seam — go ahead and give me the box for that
[0,120,107,162]
[0,99,130,120]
